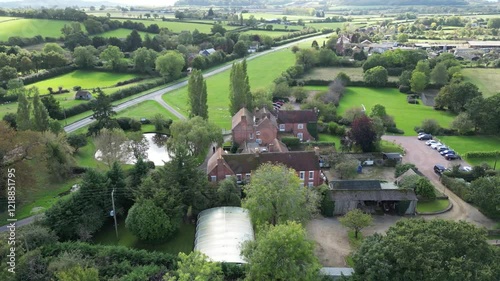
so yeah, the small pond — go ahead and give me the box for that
[95,133,171,166]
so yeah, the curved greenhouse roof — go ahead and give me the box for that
[194,207,254,264]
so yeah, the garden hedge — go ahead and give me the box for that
[281,137,301,147]
[464,151,500,158]
[440,175,472,202]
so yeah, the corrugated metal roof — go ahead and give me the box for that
[194,207,254,264]
[320,267,354,276]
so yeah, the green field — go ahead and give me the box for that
[115,19,238,33]
[30,70,139,90]
[94,218,195,255]
[116,100,179,121]
[94,28,155,39]
[305,22,345,30]
[0,18,83,41]
[303,67,399,82]
[163,48,296,129]
[241,30,294,38]
[462,68,500,98]
[437,135,500,167]
[307,86,455,136]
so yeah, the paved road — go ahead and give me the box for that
[64,33,331,133]
[382,135,496,229]
[0,216,36,232]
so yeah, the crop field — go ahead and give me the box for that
[163,48,296,129]
[462,68,500,98]
[306,86,455,135]
[0,18,82,41]
[94,28,155,39]
[302,67,399,82]
[437,135,500,167]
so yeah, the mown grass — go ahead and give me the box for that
[306,86,456,136]
[163,48,296,129]
[94,217,195,255]
[115,19,238,33]
[30,70,139,91]
[318,133,341,147]
[416,199,450,213]
[302,67,399,82]
[462,68,500,98]
[94,28,155,39]
[115,100,179,121]
[0,18,83,41]
[437,135,500,167]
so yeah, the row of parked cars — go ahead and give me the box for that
[273,100,285,110]
[417,133,461,161]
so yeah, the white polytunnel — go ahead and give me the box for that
[194,207,254,264]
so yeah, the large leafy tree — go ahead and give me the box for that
[167,116,222,157]
[16,92,31,131]
[363,66,388,87]
[410,71,428,93]
[229,60,252,115]
[73,45,97,69]
[155,51,185,79]
[430,62,448,86]
[32,91,50,132]
[164,251,223,281]
[435,81,482,113]
[216,176,241,207]
[242,163,319,227]
[99,45,125,71]
[470,176,500,219]
[242,221,322,281]
[349,115,378,152]
[90,90,116,129]
[353,219,500,280]
[125,30,142,52]
[94,128,130,167]
[132,47,157,73]
[125,200,176,241]
[187,69,208,119]
[339,209,373,239]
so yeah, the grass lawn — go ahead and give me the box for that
[0,18,83,41]
[0,175,81,226]
[379,140,404,154]
[74,138,107,169]
[302,67,399,82]
[462,68,500,98]
[94,28,155,39]
[318,133,341,147]
[94,218,195,255]
[416,199,450,213]
[437,135,500,167]
[163,48,296,129]
[307,86,455,136]
[115,100,179,121]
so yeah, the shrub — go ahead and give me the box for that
[399,85,410,93]
[117,117,133,131]
[125,200,177,241]
[464,151,500,158]
[281,137,301,147]
[386,127,404,134]
[129,119,142,131]
[440,175,472,202]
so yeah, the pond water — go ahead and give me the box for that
[95,133,171,166]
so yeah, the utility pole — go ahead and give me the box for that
[111,188,118,238]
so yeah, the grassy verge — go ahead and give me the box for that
[416,199,450,213]
[93,217,195,255]
[345,230,364,267]
[115,100,179,121]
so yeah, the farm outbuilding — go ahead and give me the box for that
[194,207,254,263]
[328,180,417,216]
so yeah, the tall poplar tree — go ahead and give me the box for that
[16,92,31,131]
[229,60,252,115]
[32,91,50,131]
[187,69,208,119]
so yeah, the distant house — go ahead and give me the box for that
[206,148,323,187]
[75,90,92,100]
[199,48,216,56]
[232,107,278,147]
[276,110,318,141]
[327,180,417,215]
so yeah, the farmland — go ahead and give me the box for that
[306,86,455,135]
[94,28,155,39]
[241,29,294,38]
[302,67,399,82]
[462,68,500,98]
[0,18,81,41]
[163,48,297,129]
[115,19,239,33]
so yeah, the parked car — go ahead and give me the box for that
[426,140,438,146]
[434,164,447,175]
[418,134,433,140]
[460,166,472,172]
[437,146,449,152]
[363,159,374,166]
[440,150,455,156]
[445,154,461,160]
[430,142,443,149]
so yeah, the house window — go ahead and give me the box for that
[298,124,304,129]
[297,133,303,141]
[246,173,251,182]
[249,133,254,139]
[309,171,314,180]
[211,176,217,182]
[225,175,232,179]
[256,131,261,136]
[236,174,242,182]
[279,124,285,131]
[308,182,314,187]
[299,171,305,180]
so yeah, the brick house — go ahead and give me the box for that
[206,148,323,187]
[232,108,278,146]
[276,110,318,141]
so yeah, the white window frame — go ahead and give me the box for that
[309,171,314,180]
[308,182,314,187]
[225,175,232,179]
[256,131,261,136]
[245,173,251,182]
[249,133,254,139]
[236,174,242,182]
[279,124,285,132]
[297,132,303,141]
[299,171,305,180]
[211,176,217,182]
[298,123,304,129]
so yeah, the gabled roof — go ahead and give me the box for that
[221,151,320,174]
[276,110,317,124]
[207,148,233,175]
[330,180,381,190]
[231,108,253,130]
[329,189,417,201]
